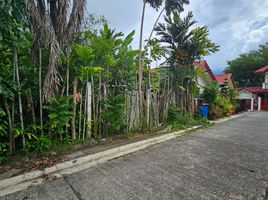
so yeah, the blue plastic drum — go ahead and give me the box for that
[199,104,209,118]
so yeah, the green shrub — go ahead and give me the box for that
[0,108,8,163]
[44,97,73,139]
[209,105,225,120]
[167,104,206,130]
[215,96,235,116]
[193,109,202,120]
[24,135,52,155]
[202,82,218,104]
[167,103,182,124]
[202,82,237,120]
[0,142,8,163]
[19,124,52,155]
[102,94,126,136]
[64,135,83,146]
[33,136,53,155]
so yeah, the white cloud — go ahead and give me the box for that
[87,0,268,74]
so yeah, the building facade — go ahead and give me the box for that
[238,65,268,111]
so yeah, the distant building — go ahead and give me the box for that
[238,65,268,111]
[215,73,236,90]
[194,60,217,95]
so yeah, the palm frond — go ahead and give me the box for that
[165,0,189,15]
[43,33,62,101]
[65,0,86,43]
[146,0,164,10]
[57,0,69,43]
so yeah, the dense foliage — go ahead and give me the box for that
[0,0,222,163]
[202,82,238,120]
[167,103,208,130]
[226,43,268,87]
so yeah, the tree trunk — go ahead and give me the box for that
[146,68,151,127]
[39,48,43,135]
[86,81,92,140]
[14,49,25,146]
[50,0,58,34]
[82,83,87,142]
[78,88,83,140]
[98,77,102,136]
[28,88,36,124]
[146,88,150,126]
[103,84,108,137]
[66,48,70,96]
[91,76,95,131]
[145,7,165,48]
[71,77,78,139]
[138,1,147,125]
[12,52,16,125]
[4,99,14,154]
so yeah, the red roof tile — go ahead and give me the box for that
[254,65,268,74]
[214,73,232,85]
[241,87,262,93]
[239,87,268,94]
[194,60,216,81]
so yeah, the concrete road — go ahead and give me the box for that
[2,112,268,200]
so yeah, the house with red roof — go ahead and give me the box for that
[215,73,236,89]
[194,60,216,94]
[238,65,268,111]
[255,65,268,90]
[194,61,236,92]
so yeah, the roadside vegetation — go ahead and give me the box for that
[0,0,222,163]
[202,81,238,120]
[167,103,209,131]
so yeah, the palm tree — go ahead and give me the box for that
[155,11,219,111]
[138,0,189,124]
[25,0,86,101]
[155,12,219,66]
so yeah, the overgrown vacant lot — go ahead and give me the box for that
[1,0,223,164]
[1,0,268,199]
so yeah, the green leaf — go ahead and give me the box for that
[173,13,180,24]
[48,113,58,119]
[123,30,135,46]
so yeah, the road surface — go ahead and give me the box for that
[2,112,268,200]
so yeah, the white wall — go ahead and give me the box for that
[197,77,211,94]
[238,90,254,100]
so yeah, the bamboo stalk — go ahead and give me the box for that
[28,88,36,124]
[78,88,83,140]
[71,77,78,139]
[137,1,147,126]
[4,99,14,154]
[39,48,43,135]
[82,83,88,142]
[14,48,25,146]
[86,81,92,140]
[12,52,16,125]
[146,67,151,127]
[98,77,102,137]
[66,48,70,96]
[91,76,95,132]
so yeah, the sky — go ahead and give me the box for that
[87,0,268,75]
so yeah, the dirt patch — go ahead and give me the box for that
[0,157,60,179]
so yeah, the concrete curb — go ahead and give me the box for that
[0,113,246,196]
[0,126,200,196]
[210,112,246,124]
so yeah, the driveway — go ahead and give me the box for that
[2,112,268,200]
